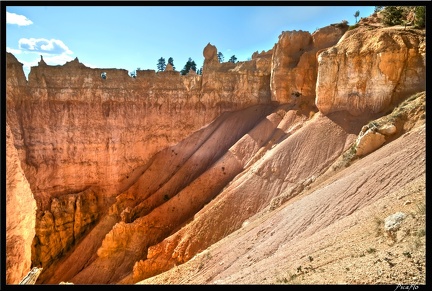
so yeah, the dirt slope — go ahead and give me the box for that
[137,94,426,285]
[35,91,426,285]
[138,128,426,285]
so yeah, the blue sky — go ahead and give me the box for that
[5,5,376,78]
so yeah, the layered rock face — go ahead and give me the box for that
[5,22,426,285]
[129,109,359,283]
[6,45,274,278]
[6,46,272,204]
[201,43,273,107]
[270,23,349,106]
[6,122,37,284]
[316,26,426,116]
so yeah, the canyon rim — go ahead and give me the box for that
[5,11,426,285]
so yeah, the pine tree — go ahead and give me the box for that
[217,52,224,63]
[180,58,197,75]
[354,10,360,23]
[381,6,404,26]
[414,6,425,28]
[167,57,176,70]
[228,55,237,63]
[157,57,166,72]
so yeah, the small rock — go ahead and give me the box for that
[384,212,406,232]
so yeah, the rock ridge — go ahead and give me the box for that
[5,21,426,284]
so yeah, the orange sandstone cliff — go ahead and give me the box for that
[5,20,425,285]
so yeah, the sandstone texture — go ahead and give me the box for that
[270,23,348,107]
[5,17,426,285]
[6,122,37,284]
[316,26,426,116]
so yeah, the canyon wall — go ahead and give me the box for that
[6,46,272,204]
[5,22,426,284]
[270,23,349,107]
[316,26,426,116]
[6,122,37,284]
[6,43,274,277]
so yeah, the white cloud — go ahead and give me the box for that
[19,38,73,55]
[10,40,75,79]
[6,47,22,55]
[6,12,33,26]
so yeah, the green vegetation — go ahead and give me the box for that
[180,57,197,75]
[217,52,224,63]
[388,91,425,123]
[378,6,425,28]
[415,229,426,237]
[381,6,404,26]
[342,143,358,167]
[275,272,300,284]
[167,57,175,70]
[274,259,317,284]
[414,6,425,28]
[354,10,360,23]
[157,57,166,72]
[228,55,238,63]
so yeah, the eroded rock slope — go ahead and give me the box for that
[5,18,425,285]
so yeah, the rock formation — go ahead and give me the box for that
[270,23,349,107]
[6,122,37,284]
[5,19,426,285]
[316,26,426,116]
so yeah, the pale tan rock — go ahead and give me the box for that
[6,123,37,284]
[316,27,426,116]
[270,24,348,106]
[378,124,397,136]
[355,128,386,157]
[18,267,43,284]
[32,188,99,268]
[203,42,218,66]
[165,63,174,71]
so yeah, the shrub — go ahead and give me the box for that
[381,6,404,26]
[414,6,425,28]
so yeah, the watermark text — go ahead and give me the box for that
[394,285,419,291]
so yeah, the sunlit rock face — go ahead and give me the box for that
[6,122,37,284]
[5,46,274,273]
[270,23,349,107]
[201,42,273,108]
[316,27,426,116]
[5,19,426,285]
[6,48,273,204]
